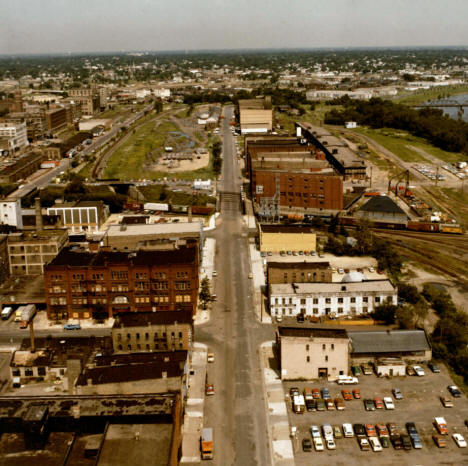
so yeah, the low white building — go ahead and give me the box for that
[270,275,397,319]
[0,198,23,229]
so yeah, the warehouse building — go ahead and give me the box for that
[259,225,316,253]
[357,195,408,224]
[238,97,273,134]
[267,261,332,284]
[269,276,397,319]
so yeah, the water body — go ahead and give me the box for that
[424,93,468,122]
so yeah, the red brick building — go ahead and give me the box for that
[44,246,199,321]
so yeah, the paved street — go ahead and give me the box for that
[195,106,275,465]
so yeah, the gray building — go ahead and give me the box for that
[357,195,408,224]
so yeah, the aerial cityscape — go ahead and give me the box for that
[0,1,467,465]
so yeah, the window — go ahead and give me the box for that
[306,344,309,351]
[325,298,331,304]
[375,297,381,303]
[322,344,326,350]
[338,307,343,314]
[325,355,328,362]
[179,332,182,338]
[12,369,20,376]
[38,367,46,376]
[136,333,140,340]
[331,344,334,350]
[306,356,310,362]
[363,296,368,303]
[338,297,343,304]
[350,297,356,303]
[300,298,306,305]
[145,333,149,340]
[313,298,319,304]
[313,308,319,315]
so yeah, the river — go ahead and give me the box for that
[425,93,468,122]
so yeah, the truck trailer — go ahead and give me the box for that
[201,427,213,460]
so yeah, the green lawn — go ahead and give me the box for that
[392,84,468,106]
[137,185,216,206]
[104,119,179,179]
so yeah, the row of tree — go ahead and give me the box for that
[211,140,222,176]
[324,96,468,153]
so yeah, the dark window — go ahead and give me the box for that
[12,369,20,376]
[38,367,46,376]
[25,369,33,376]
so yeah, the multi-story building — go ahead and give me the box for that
[267,261,332,284]
[7,111,47,141]
[0,198,23,229]
[68,88,100,115]
[0,151,46,183]
[270,275,397,319]
[112,310,193,353]
[277,327,350,380]
[44,246,199,321]
[238,97,273,134]
[0,122,29,151]
[45,107,68,134]
[47,201,109,234]
[8,229,68,275]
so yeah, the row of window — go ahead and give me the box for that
[305,343,335,351]
[117,331,184,340]
[274,296,385,305]
[116,342,184,351]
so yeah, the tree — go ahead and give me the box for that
[395,306,415,329]
[199,277,212,310]
[397,283,421,305]
[372,304,397,325]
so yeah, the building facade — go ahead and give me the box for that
[8,229,68,275]
[44,246,199,321]
[269,279,397,319]
[0,151,46,183]
[112,310,193,353]
[267,261,332,284]
[0,198,23,229]
[68,88,100,115]
[47,201,109,233]
[238,98,273,134]
[0,122,29,151]
[277,327,350,380]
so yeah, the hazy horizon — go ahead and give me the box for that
[0,0,467,55]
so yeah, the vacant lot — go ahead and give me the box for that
[285,364,468,466]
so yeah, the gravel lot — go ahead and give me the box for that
[284,363,468,466]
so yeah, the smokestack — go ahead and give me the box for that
[29,321,35,353]
[188,206,192,223]
[35,198,43,232]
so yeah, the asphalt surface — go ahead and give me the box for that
[196,106,275,465]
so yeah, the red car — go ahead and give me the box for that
[205,384,215,396]
[365,424,377,437]
[352,389,361,399]
[376,424,389,437]
[312,388,320,399]
[342,389,353,401]
[373,397,384,409]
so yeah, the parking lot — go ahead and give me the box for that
[284,364,468,465]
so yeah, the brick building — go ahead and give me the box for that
[45,107,68,134]
[68,88,100,115]
[44,246,199,321]
[267,261,333,284]
[0,151,46,183]
[112,310,193,353]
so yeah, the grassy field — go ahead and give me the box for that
[439,187,468,227]
[392,84,468,106]
[104,119,179,179]
[275,103,332,131]
[349,127,463,164]
[137,184,216,206]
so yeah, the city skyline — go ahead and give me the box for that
[0,0,467,55]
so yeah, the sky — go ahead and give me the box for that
[0,0,467,55]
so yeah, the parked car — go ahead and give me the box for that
[453,433,467,448]
[333,425,343,439]
[326,399,335,410]
[290,387,300,397]
[302,438,312,452]
[369,437,383,452]
[428,362,441,373]
[334,398,345,410]
[413,365,425,376]
[364,399,375,411]
[365,424,377,437]
[373,397,384,409]
[380,436,390,448]
[353,423,366,437]
[312,388,320,399]
[313,437,324,451]
[361,364,373,375]
[338,268,344,274]
[341,389,352,400]
[64,323,81,330]
[351,365,362,376]
[316,399,326,411]
[322,424,333,440]
[392,388,403,400]
[440,396,454,408]
[352,388,361,399]
[433,434,447,448]
[391,434,403,450]
[306,399,317,412]
[376,424,389,437]
[207,352,215,363]
[368,267,375,273]
[401,434,412,450]
[448,385,462,397]
[321,388,331,400]
[342,423,354,438]
[406,366,416,376]
[383,397,395,410]
[310,425,321,438]
[387,423,398,436]
[325,438,336,450]
[205,384,215,395]
[296,314,305,323]
[359,438,370,450]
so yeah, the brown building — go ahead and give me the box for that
[267,261,333,284]
[45,107,68,134]
[238,97,273,134]
[112,310,193,353]
[44,246,199,321]
[68,88,100,115]
[0,151,46,183]
[246,137,343,215]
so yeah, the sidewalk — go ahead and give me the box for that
[249,244,272,324]
[194,238,216,326]
[180,342,208,464]
[260,341,295,466]
[203,213,220,232]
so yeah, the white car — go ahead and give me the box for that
[313,437,324,451]
[413,365,425,376]
[310,425,321,438]
[383,397,395,410]
[342,423,354,438]
[338,268,344,274]
[453,433,467,448]
[368,267,375,273]
[369,436,383,452]
[207,353,215,363]
[326,438,336,450]
[322,424,333,440]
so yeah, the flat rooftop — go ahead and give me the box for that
[105,222,202,237]
[7,229,67,242]
[113,310,193,328]
[278,326,348,339]
[270,279,396,295]
[97,423,172,466]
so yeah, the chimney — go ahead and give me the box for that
[35,198,43,232]
[29,320,35,352]
[188,206,192,223]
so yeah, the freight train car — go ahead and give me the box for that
[439,224,463,234]
[407,221,440,232]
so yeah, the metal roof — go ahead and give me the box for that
[359,196,406,215]
[349,330,431,354]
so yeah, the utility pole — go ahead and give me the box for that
[435,166,439,186]
[369,166,373,189]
